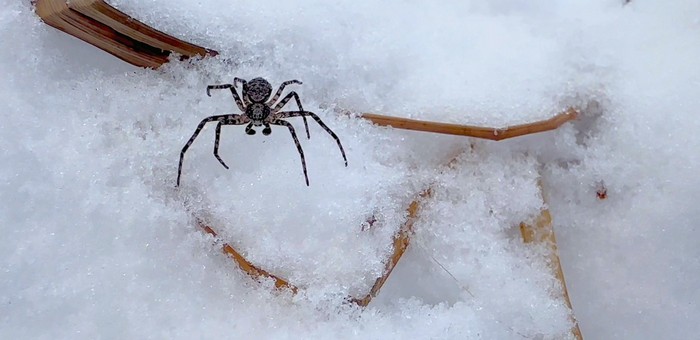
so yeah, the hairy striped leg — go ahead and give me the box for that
[206,84,246,111]
[268,80,302,105]
[213,116,251,169]
[233,78,251,105]
[270,119,309,186]
[274,111,348,167]
[177,114,249,186]
[234,77,247,88]
[271,90,310,139]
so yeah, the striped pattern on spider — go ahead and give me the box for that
[176,77,348,187]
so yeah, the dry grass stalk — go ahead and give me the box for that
[519,185,583,340]
[195,189,432,306]
[349,189,432,306]
[197,221,298,293]
[361,108,578,139]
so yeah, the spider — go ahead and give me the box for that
[176,77,348,187]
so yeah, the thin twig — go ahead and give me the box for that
[197,221,298,293]
[360,107,578,140]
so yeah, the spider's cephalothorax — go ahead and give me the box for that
[246,103,271,124]
[177,77,348,187]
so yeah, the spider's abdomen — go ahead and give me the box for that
[245,77,273,103]
[246,103,271,123]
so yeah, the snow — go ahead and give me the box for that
[1,0,699,339]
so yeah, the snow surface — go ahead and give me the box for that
[1,0,699,339]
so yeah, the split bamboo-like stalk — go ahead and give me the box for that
[34,0,214,68]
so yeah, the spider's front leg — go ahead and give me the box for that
[206,84,246,112]
[271,90,310,139]
[268,80,309,139]
[177,114,249,186]
[270,119,309,186]
[213,115,251,169]
[274,111,348,167]
[268,80,302,104]
[233,78,251,105]
[234,77,247,88]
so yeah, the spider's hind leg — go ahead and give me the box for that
[274,110,348,167]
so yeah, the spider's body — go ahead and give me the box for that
[177,77,347,186]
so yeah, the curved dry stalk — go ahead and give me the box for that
[361,107,578,140]
[197,221,298,293]
[519,182,583,340]
[349,189,432,306]
[193,188,432,307]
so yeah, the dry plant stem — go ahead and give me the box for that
[361,107,578,140]
[519,186,583,340]
[350,189,432,306]
[197,221,298,293]
[194,188,432,306]
[34,0,214,68]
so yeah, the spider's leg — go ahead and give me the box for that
[268,80,302,105]
[234,78,247,88]
[262,123,272,136]
[270,119,309,186]
[214,122,229,169]
[271,91,310,139]
[274,111,347,167]
[206,84,246,112]
[178,114,236,186]
[213,115,250,170]
[234,78,251,105]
